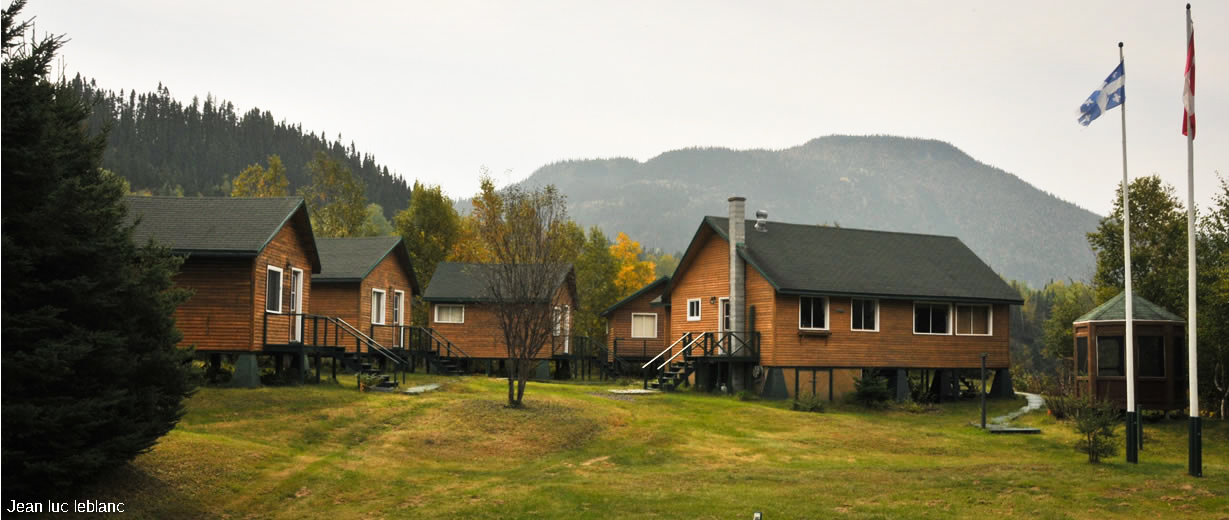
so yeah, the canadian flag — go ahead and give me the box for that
[1183,16,1195,139]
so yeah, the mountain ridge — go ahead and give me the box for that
[511,135,1101,288]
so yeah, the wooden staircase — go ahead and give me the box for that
[649,359,698,391]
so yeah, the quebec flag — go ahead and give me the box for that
[1078,62,1125,126]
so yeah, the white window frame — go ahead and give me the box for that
[913,302,952,336]
[850,298,879,332]
[953,304,993,336]
[265,265,283,313]
[798,296,829,331]
[434,304,464,324]
[393,290,406,325]
[371,289,386,325]
[686,298,702,321]
[631,313,658,339]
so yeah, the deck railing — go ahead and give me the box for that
[611,337,667,359]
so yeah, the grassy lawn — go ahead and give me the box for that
[72,374,1226,519]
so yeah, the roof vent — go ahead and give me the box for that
[754,210,768,232]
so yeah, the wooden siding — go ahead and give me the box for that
[252,219,315,349]
[173,257,253,351]
[669,232,730,340]
[430,285,576,360]
[310,282,359,349]
[361,253,414,348]
[765,297,1010,368]
[666,227,1012,370]
[606,285,671,359]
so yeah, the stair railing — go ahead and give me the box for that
[642,333,690,370]
[421,327,471,361]
[657,333,705,370]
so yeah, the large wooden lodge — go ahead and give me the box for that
[604,197,1023,400]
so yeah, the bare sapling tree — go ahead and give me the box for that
[474,184,572,407]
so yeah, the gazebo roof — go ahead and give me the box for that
[1073,292,1185,324]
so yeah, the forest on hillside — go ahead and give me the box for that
[68,76,411,215]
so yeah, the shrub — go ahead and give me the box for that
[1044,394,1081,420]
[735,389,759,401]
[852,373,892,408]
[792,395,827,413]
[895,400,939,414]
[1072,397,1119,463]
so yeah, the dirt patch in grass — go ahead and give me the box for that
[382,398,603,461]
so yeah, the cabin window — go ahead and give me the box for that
[913,303,950,334]
[1076,336,1089,376]
[631,313,658,339]
[371,289,386,324]
[1097,335,1125,376]
[851,298,877,331]
[265,266,283,313]
[1138,336,1165,378]
[799,296,828,330]
[687,298,701,321]
[954,304,991,335]
[393,290,405,325]
[434,304,464,324]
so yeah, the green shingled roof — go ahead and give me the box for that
[314,236,420,294]
[1073,292,1184,323]
[599,276,669,317]
[423,262,573,303]
[691,216,1022,304]
[125,196,321,271]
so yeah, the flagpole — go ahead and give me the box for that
[1119,41,1139,464]
[1185,2,1202,478]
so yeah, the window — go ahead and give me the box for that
[1138,336,1165,378]
[687,298,701,321]
[265,266,283,313]
[631,313,658,339]
[434,304,464,324]
[914,303,950,334]
[1076,336,1089,376]
[371,289,386,324]
[851,298,877,331]
[799,296,828,330]
[954,304,991,335]
[1097,335,1124,377]
[393,290,405,325]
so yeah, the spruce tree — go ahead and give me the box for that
[2,1,196,498]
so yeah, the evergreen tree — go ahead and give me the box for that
[573,227,620,340]
[1,1,196,497]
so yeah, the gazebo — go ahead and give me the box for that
[1072,292,1186,411]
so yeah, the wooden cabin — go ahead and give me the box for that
[312,236,419,352]
[600,276,671,362]
[648,197,1022,400]
[423,262,578,370]
[126,196,325,385]
[1072,292,1186,411]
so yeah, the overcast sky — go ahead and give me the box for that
[26,0,1227,216]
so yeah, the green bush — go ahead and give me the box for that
[735,389,758,401]
[1044,394,1081,420]
[791,395,826,413]
[1072,397,1119,463]
[852,373,892,408]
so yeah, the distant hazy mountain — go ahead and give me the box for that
[515,135,1100,288]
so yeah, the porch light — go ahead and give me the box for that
[709,296,717,305]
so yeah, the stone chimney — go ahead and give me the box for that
[728,197,746,337]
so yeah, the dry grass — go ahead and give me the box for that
[57,373,1229,519]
